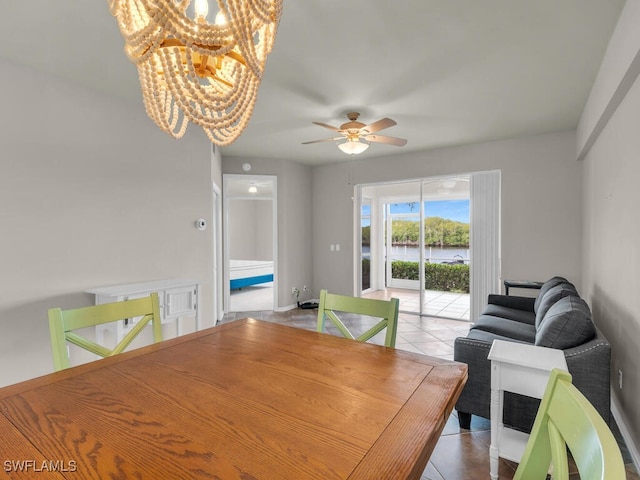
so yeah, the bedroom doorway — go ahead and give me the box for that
[223,174,277,313]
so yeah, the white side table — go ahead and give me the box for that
[487,340,568,480]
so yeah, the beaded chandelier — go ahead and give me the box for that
[108,0,283,145]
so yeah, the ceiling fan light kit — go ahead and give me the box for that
[338,139,369,155]
[303,112,407,156]
[109,0,283,145]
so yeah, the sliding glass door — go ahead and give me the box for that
[358,181,423,315]
[357,172,498,320]
[360,197,372,293]
[386,202,421,289]
[421,177,471,319]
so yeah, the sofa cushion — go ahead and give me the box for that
[482,304,535,325]
[463,328,532,345]
[488,294,536,312]
[535,296,595,349]
[534,283,578,329]
[471,315,536,343]
[533,276,572,313]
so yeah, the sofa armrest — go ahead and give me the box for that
[563,332,611,424]
[453,336,493,420]
[487,294,535,312]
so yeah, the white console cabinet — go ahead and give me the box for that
[86,279,200,347]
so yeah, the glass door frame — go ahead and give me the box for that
[359,196,373,294]
[385,201,424,291]
[355,180,425,316]
[355,174,481,319]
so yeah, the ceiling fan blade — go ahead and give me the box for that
[364,134,407,147]
[312,121,341,132]
[361,118,397,134]
[302,137,342,144]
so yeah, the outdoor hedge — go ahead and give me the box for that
[391,261,470,293]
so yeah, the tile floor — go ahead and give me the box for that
[230,286,471,321]
[220,308,639,479]
[364,287,471,321]
[229,283,274,312]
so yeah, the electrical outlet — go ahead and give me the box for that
[291,287,300,296]
[303,285,309,292]
[618,370,623,390]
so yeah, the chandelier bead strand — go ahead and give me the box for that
[109,0,282,144]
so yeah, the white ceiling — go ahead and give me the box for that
[0,1,625,166]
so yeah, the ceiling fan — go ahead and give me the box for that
[302,112,407,155]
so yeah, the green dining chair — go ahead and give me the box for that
[514,368,625,480]
[48,292,163,371]
[316,289,400,347]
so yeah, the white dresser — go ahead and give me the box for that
[86,279,200,347]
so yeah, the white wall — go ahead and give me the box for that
[228,199,273,260]
[312,131,583,296]
[578,0,640,461]
[577,0,640,161]
[0,60,217,387]
[222,157,313,309]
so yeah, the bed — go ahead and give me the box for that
[229,260,274,290]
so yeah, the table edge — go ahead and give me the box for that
[0,318,257,399]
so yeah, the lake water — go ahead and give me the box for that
[362,246,469,264]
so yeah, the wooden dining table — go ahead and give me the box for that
[0,318,467,479]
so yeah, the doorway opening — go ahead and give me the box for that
[212,182,223,324]
[223,174,277,313]
[357,174,482,320]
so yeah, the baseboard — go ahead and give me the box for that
[611,393,640,471]
[273,304,297,312]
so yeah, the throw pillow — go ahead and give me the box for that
[534,276,573,313]
[535,296,595,349]
[534,283,578,329]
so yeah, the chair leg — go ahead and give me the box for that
[458,411,472,429]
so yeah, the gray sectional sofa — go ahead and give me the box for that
[453,276,611,432]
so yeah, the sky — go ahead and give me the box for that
[363,200,470,223]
